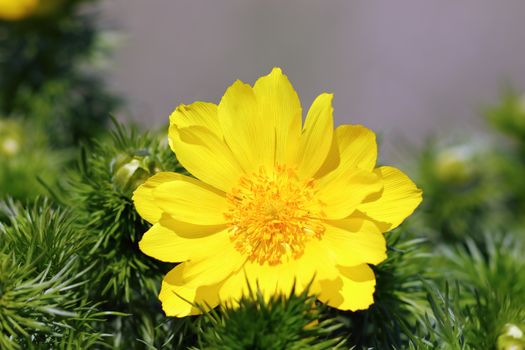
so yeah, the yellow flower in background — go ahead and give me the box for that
[134,68,422,317]
[0,0,64,21]
[0,0,37,20]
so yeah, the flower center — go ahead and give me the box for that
[225,165,326,265]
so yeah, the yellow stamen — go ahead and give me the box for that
[225,165,326,265]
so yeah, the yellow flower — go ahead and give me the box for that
[0,0,37,20]
[0,0,63,21]
[134,68,422,317]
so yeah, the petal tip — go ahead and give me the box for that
[160,299,193,318]
[320,92,334,100]
[137,237,152,258]
[347,279,377,312]
[270,67,283,75]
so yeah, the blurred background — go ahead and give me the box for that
[3,1,525,349]
[101,0,525,146]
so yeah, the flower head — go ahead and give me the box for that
[134,68,422,317]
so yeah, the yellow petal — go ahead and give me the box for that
[322,218,387,267]
[218,269,247,306]
[317,264,376,311]
[219,239,338,304]
[159,268,222,317]
[159,214,226,238]
[132,172,181,224]
[170,239,245,288]
[358,166,423,230]
[297,93,334,178]
[294,238,340,287]
[168,124,244,192]
[218,266,299,306]
[152,175,228,225]
[336,125,378,171]
[169,102,222,138]
[253,67,302,165]
[139,216,228,263]
[244,239,337,299]
[315,168,382,220]
[242,262,297,300]
[159,236,245,316]
[315,134,339,179]
[218,80,274,173]
[315,124,377,178]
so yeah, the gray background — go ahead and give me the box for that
[99,0,525,149]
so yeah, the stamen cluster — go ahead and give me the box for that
[225,165,326,265]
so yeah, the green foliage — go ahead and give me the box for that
[404,87,525,349]
[198,285,344,350]
[439,234,525,305]
[409,282,525,350]
[64,123,190,349]
[0,0,119,200]
[414,140,508,242]
[414,87,525,243]
[0,0,119,147]
[485,88,525,147]
[0,118,68,201]
[66,123,183,303]
[0,199,110,349]
[135,316,199,350]
[11,73,119,147]
[408,282,469,350]
[439,234,525,348]
[409,233,525,349]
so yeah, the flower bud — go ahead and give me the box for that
[111,153,158,194]
[0,120,22,157]
[434,145,477,185]
[498,324,525,350]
